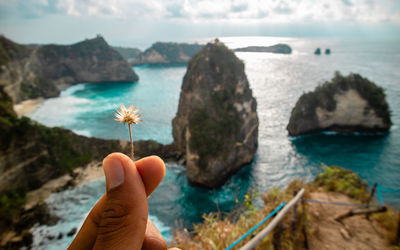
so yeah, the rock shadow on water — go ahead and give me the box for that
[289,132,389,171]
[133,63,187,69]
[150,163,253,232]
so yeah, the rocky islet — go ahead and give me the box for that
[172,40,259,188]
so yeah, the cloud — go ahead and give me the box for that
[166,2,186,18]
[342,0,353,7]
[1,0,399,25]
[231,0,248,13]
[273,0,295,15]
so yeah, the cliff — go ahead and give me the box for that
[0,86,180,193]
[234,44,292,54]
[0,84,181,244]
[175,166,398,249]
[132,42,204,65]
[287,72,392,136]
[172,40,259,188]
[0,84,125,193]
[0,35,138,103]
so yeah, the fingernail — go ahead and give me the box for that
[104,157,125,191]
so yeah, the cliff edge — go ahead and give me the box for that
[0,35,138,103]
[172,40,258,188]
[287,72,392,136]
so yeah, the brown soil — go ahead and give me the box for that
[307,191,390,250]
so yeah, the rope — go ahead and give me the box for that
[224,183,397,249]
[375,184,400,206]
[225,202,286,250]
[377,185,400,193]
[302,199,382,208]
[376,185,385,206]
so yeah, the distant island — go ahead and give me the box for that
[132,42,204,65]
[325,48,331,55]
[112,46,142,63]
[287,72,392,136]
[0,35,138,103]
[234,43,292,54]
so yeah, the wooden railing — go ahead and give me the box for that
[239,188,305,250]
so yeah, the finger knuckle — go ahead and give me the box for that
[97,199,130,237]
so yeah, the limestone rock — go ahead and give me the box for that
[0,35,138,103]
[234,43,292,54]
[287,72,392,136]
[132,42,204,65]
[172,40,258,188]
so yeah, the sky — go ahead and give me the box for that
[0,0,399,48]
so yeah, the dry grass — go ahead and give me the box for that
[173,166,399,249]
[174,179,310,250]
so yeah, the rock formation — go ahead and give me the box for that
[234,44,292,54]
[325,48,331,55]
[287,72,392,136]
[0,35,138,103]
[172,40,259,188]
[132,42,204,65]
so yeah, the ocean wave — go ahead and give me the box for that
[29,96,92,127]
[60,84,86,97]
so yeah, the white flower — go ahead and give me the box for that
[114,104,142,125]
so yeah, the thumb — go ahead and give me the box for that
[93,153,148,249]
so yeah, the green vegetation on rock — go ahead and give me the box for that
[312,164,368,200]
[188,105,239,170]
[0,36,31,70]
[0,189,26,233]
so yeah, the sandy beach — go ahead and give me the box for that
[24,161,105,211]
[13,98,44,117]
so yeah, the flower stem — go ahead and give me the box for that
[128,123,134,160]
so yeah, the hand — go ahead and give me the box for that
[68,153,177,250]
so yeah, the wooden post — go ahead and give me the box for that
[396,211,400,245]
[302,198,309,250]
[335,206,387,222]
[240,189,305,250]
[365,183,377,219]
[290,191,298,243]
[272,223,285,250]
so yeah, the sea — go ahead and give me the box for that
[28,36,400,249]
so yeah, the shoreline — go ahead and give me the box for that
[24,161,104,211]
[13,97,44,117]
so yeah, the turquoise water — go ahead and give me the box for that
[29,37,400,248]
